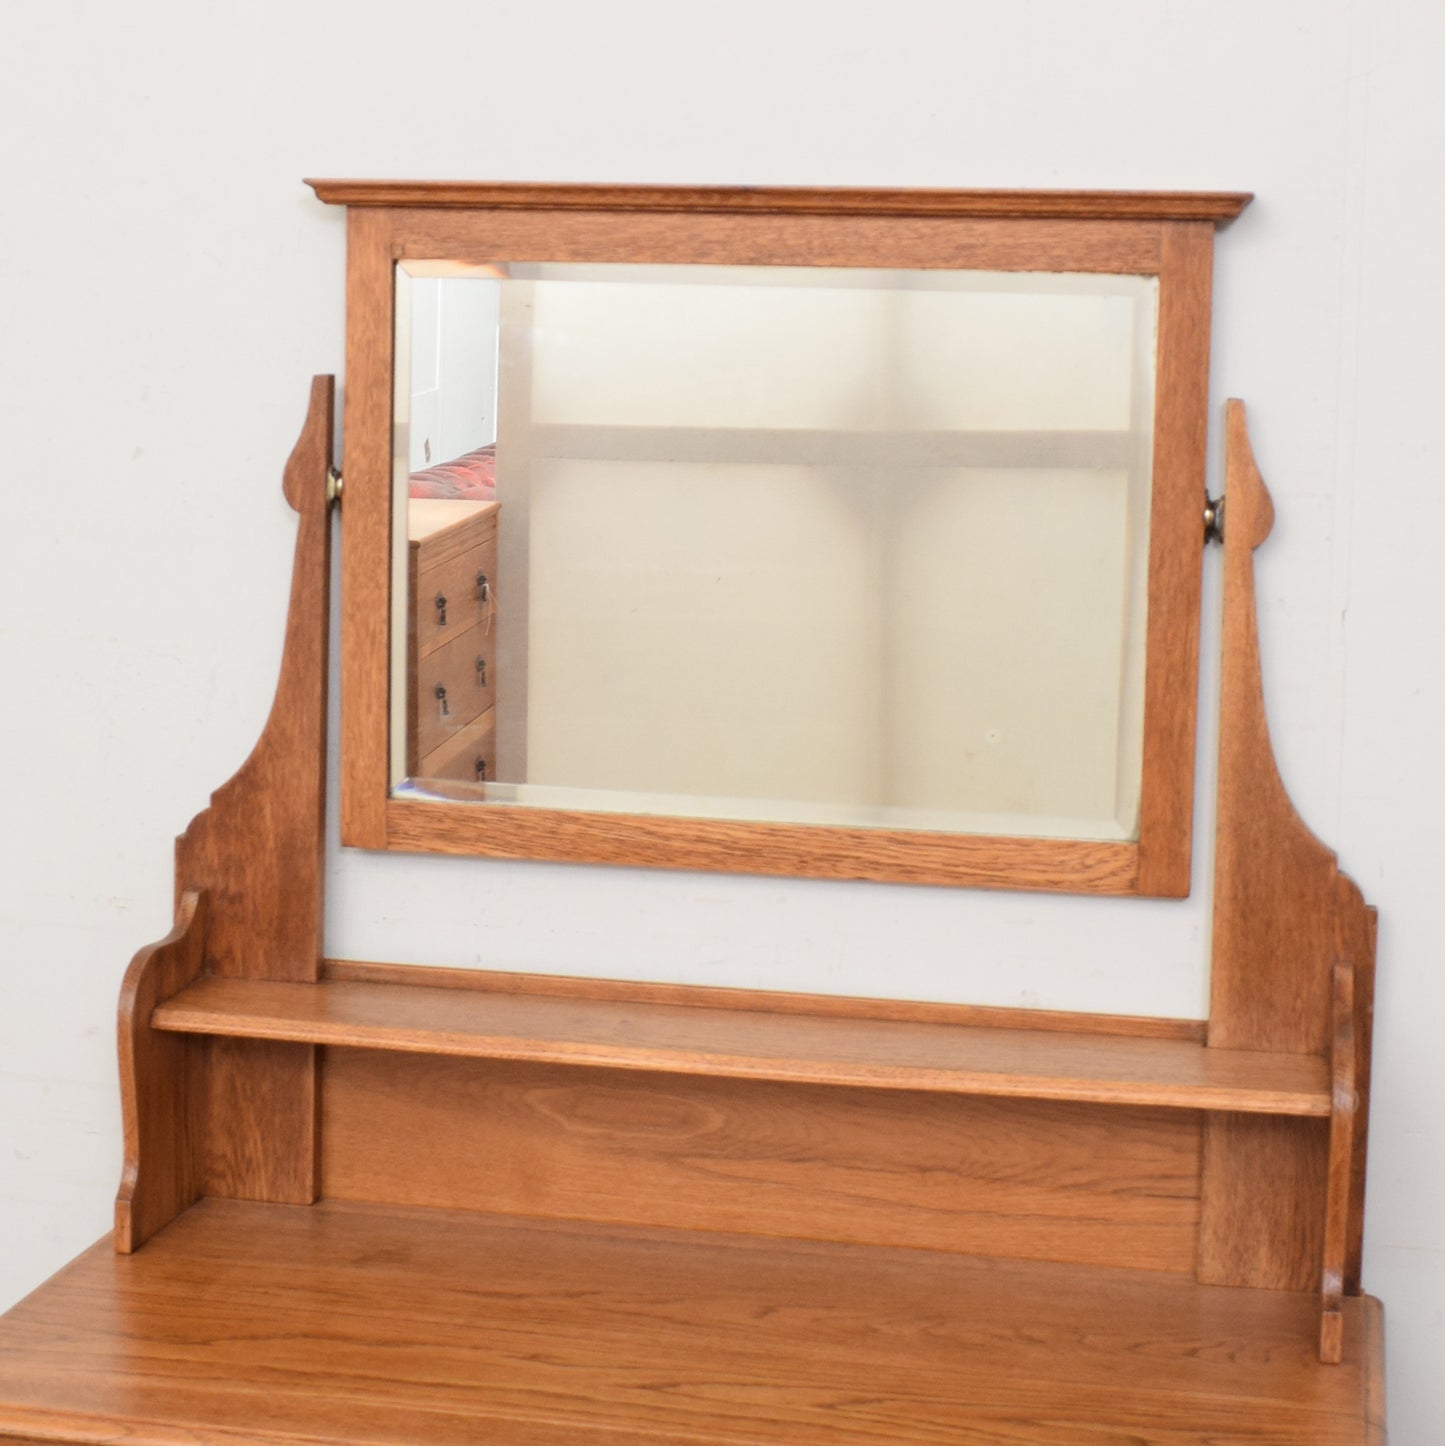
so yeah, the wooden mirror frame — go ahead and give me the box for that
[315,181,1250,895]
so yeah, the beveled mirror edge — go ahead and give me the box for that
[326,182,1248,896]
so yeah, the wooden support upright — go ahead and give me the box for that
[1321,959,1360,1362]
[1198,402,1378,1359]
[115,889,209,1251]
[114,377,335,1245]
[174,375,333,983]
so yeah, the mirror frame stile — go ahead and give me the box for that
[311,181,1251,896]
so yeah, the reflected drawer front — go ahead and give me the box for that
[414,528,498,660]
[413,624,496,760]
[418,708,497,786]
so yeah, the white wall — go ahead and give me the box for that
[1,2,1440,1438]
[509,272,1148,830]
[404,274,500,470]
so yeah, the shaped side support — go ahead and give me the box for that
[1198,401,1378,1362]
[116,890,210,1252]
[116,377,335,1244]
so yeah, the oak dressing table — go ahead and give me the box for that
[0,184,1384,1444]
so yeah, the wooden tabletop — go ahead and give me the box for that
[0,1198,1381,1444]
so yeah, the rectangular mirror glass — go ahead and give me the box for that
[391,260,1158,843]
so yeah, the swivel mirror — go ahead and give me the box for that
[316,183,1250,893]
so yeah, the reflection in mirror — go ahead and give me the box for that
[392,261,1158,842]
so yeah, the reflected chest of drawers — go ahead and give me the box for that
[406,499,499,784]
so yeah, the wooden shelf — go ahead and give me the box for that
[0,1198,1379,1445]
[152,974,1331,1117]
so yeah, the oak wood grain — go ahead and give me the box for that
[323,1051,1203,1271]
[1199,402,1379,1300]
[1362,1294,1388,1441]
[114,890,209,1252]
[387,798,1145,891]
[0,1198,1381,1446]
[322,957,1209,1040]
[390,207,1167,274]
[1134,222,1214,897]
[1200,1113,1330,1295]
[306,178,1253,222]
[339,207,395,849]
[204,1038,317,1205]
[173,375,332,980]
[1321,960,1359,1362]
[1345,881,1379,1296]
[152,973,1329,1115]
[1208,400,1375,1053]
[168,378,332,1208]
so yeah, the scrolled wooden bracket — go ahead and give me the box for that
[115,889,209,1252]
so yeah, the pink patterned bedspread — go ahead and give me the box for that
[408,445,496,501]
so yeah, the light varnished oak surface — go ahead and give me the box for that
[152,974,1330,1116]
[1199,403,1381,1298]
[0,1198,1380,1445]
[322,1053,1207,1273]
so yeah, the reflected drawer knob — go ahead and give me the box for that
[476,571,490,603]
[434,683,449,717]
[475,759,487,781]
[476,658,487,686]
[435,593,448,626]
